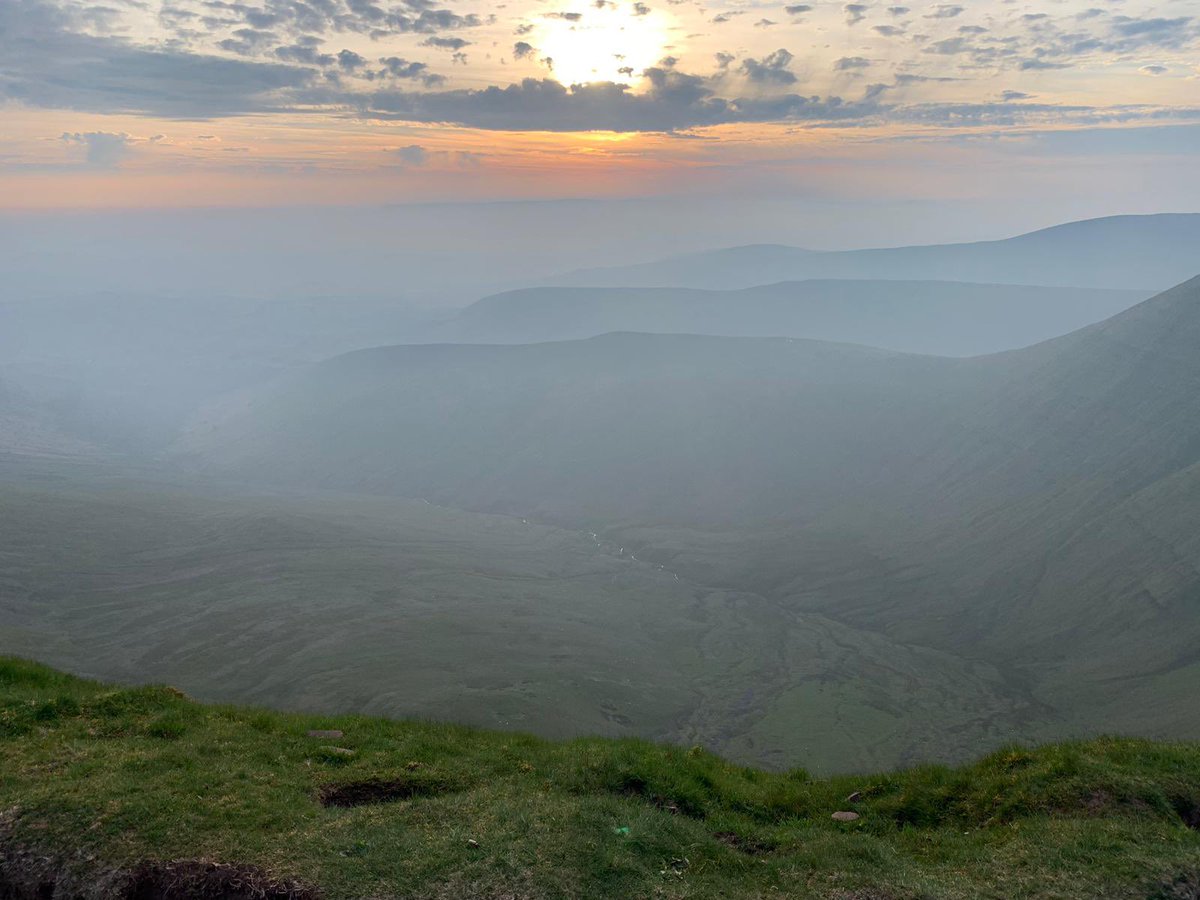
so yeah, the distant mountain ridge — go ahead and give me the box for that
[554,213,1200,291]
[442,279,1148,356]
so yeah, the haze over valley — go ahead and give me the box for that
[6,0,1200,890]
[0,211,1197,779]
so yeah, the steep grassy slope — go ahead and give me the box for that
[558,213,1200,291]
[445,280,1147,355]
[3,658,1200,900]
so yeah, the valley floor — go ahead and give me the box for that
[0,454,1054,774]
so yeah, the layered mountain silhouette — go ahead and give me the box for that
[555,214,1200,292]
[438,280,1148,356]
[180,274,1200,744]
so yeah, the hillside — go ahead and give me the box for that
[175,276,1200,760]
[557,213,1200,291]
[178,331,959,524]
[441,280,1148,356]
[2,456,1044,774]
[179,276,1200,530]
[3,658,1200,900]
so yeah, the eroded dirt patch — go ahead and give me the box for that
[0,848,318,900]
[1169,794,1200,831]
[1149,870,1200,900]
[318,776,459,808]
[613,775,705,818]
[124,861,318,900]
[713,830,775,855]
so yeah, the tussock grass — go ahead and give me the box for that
[3,657,1199,898]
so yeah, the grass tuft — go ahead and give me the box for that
[2,657,1199,899]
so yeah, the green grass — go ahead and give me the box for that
[3,657,1199,899]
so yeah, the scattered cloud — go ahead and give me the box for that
[740,49,797,84]
[835,56,871,71]
[58,131,165,166]
[392,143,428,164]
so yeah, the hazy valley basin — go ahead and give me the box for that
[5,251,1200,779]
[4,9,1200,882]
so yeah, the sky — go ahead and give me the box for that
[1,0,1199,221]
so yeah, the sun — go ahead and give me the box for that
[537,2,671,87]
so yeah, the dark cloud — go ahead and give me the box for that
[217,28,277,55]
[835,56,871,70]
[1109,16,1195,50]
[0,0,314,117]
[378,55,443,85]
[360,69,876,131]
[6,0,1199,136]
[337,49,367,70]
[740,48,797,84]
[186,0,484,40]
[369,8,481,35]
[924,4,962,19]
[844,4,868,25]
[275,43,335,65]
[1019,59,1071,70]
[422,36,471,50]
[784,3,811,15]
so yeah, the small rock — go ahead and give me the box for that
[319,746,355,757]
[467,839,479,848]
[831,811,860,822]
[307,729,343,739]
[845,791,862,803]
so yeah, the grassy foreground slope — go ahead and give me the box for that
[3,659,1200,900]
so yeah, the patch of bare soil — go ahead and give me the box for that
[318,776,458,808]
[713,831,775,855]
[0,849,318,900]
